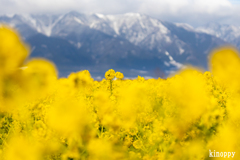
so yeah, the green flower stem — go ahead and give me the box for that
[110,79,113,95]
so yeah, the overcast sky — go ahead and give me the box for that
[1,0,240,26]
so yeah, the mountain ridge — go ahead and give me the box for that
[0,11,231,78]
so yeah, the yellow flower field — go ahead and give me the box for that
[0,25,240,160]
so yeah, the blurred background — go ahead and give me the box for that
[1,0,240,79]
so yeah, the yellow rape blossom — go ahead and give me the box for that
[1,26,240,160]
[0,25,29,74]
[115,71,124,79]
[105,69,115,80]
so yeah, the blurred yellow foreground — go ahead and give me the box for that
[0,25,240,160]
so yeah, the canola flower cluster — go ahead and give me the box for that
[0,25,240,160]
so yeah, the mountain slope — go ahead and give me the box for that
[196,23,240,49]
[0,12,229,78]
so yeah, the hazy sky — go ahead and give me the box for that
[1,0,240,26]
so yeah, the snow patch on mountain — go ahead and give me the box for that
[112,21,120,35]
[175,23,194,31]
[179,47,185,55]
[95,13,105,19]
[74,17,84,24]
[165,51,183,69]
[20,14,37,27]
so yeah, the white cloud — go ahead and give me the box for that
[137,0,238,26]
[0,0,239,26]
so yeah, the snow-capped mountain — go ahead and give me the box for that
[196,23,240,49]
[0,12,228,78]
